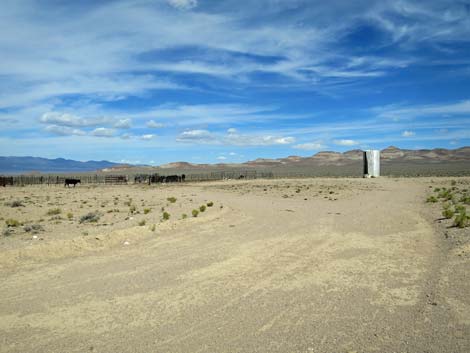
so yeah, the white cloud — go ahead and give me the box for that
[146,120,166,128]
[44,125,86,136]
[176,129,216,143]
[120,133,131,139]
[216,156,227,160]
[293,142,326,150]
[40,112,110,127]
[334,139,359,146]
[225,130,295,146]
[114,118,132,129]
[140,134,155,140]
[374,100,470,120]
[91,127,115,137]
[402,130,415,137]
[167,0,198,10]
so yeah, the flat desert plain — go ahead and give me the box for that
[0,177,469,353]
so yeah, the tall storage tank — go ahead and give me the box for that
[363,150,380,178]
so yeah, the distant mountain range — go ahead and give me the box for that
[1,146,469,174]
[147,146,470,170]
[0,156,124,174]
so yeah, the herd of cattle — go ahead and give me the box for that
[63,174,186,187]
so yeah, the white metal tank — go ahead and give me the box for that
[363,150,380,178]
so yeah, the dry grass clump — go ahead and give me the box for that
[79,211,101,224]
[23,224,44,234]
[192,209,199,217]
[46,208,62,216]
[5,200,24,207]
[144,208,151,214]
[5,219,21,227]
[138,219,146,226]
[167,197,177,203]
[206,201,214,207]
[199,205,206,212]
[162,211,170,221]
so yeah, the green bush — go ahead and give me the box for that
[144,208,151,214]
[442,208,454,219]
[79,211,101,224]
[162,211,170,220]
[453,208,469,228]
[67,212,73,220]
[207,201,214,207]
[192,209,199,217]
[181,213,188,219]
[167,197,177,203]
[46,208,62,216]
[459,195,470,205]
[426,196,438,203]
[199,205,206,212]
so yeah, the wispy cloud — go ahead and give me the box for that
[91,128,115,138]
[334,139,359,146]
[293,142,326,150]
[44,125,86,136]
[402,130,415,137]
[146,120,166,128]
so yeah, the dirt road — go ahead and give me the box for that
[1,178,469,352]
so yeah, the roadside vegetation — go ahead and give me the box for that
[427,180,470,228]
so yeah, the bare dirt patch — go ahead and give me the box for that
[0,178,469,353]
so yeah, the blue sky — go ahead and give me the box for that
[1,0,470,165]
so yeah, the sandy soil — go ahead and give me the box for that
[0,177,469,353]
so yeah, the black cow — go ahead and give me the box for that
[65,178,80,187]
[0,176,13,187]
[164,175,180,183]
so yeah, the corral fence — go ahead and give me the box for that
[0,170,277,186]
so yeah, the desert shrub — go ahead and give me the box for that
[167,197,177,203]
[207,201,214,207]
[192,209,199,217]
[162,211,170,220]
[438,189,453,200]
[434,188,441,192]
[5,200,24,207]
[459,195,470,205]
[2,228,13,236]
[23,224,44,233]
[138,219,146,226]
[181,213,187,219]
[426,196,438,203]
[144,208,151,214]
[442,207,454,219]
[67,212,73,220]
[5,219,20,227]
[79,211,101,224]
[199,205,206,212]
[46,208,61,216]
[451,180,457,186]
[453,208,469,228]
[129,205,137,214]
